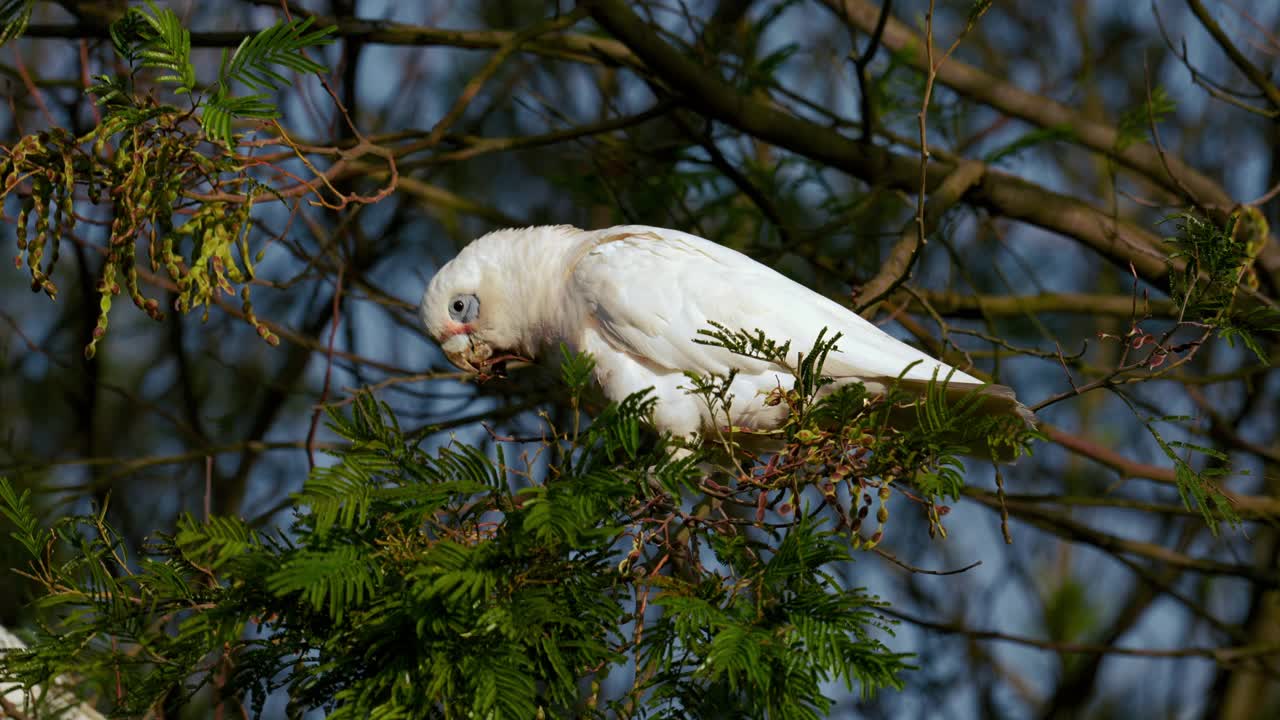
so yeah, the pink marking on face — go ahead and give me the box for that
[440,321,474,340]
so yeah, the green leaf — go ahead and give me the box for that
[1116,85,1175,152]
[201,91,278,148]
[1136,404,1241,534]
[559,342,597,397]
[128,0,197,93]
[217,17,335,92]
[984,123,1077,164]
[0,476,43,557]
[694,320,792,365]
[175,513,260,569]
[0,0,34,46]
[267,546,378,621]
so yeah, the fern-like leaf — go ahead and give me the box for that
[0,0,34,46]
[129,1,196,93]
[218,17,335,92]
[175,513,260,569]
[0,476,43,557]
[200,92,277,148]
[268,546,378,622]
[197,18,333,147]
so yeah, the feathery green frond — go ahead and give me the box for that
[218,17,335,92]
[1,344,917,717]
[128,1,196,93]
[0,0,34,46]
[0,477,43,558]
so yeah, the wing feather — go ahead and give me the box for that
[569,226,980,384]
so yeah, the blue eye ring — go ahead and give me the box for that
[448,294,480,323]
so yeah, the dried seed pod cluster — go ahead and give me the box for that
[2,116,275,359]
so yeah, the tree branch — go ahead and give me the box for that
[582,0,1179,290]
[1185,0,1280,112]
[882,607,1280,664]
[823,0,1236,211]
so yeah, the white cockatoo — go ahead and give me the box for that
[420,225,1033,444]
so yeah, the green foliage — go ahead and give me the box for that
[218,16,333,93]
[643,517,909,719]
[1109,386,1241,534]
[983,123,1078,164]
[175,513,260,570]
[560,340,598,398]
[0,348,922,717]
[1115,85,1175,152]
[733,0,803,92]
[967,0,994,23]
[2,3,332,357]
[0,0,33,46]
[1043,577,1098,644]
[690,325,1036,543]
[204,16,334,147]
[695,320,795,366]
[0,477,41,557]
[869,45,930,130]
[266,546,378,623]
[1069,207,1278,534]
[1145,416,1239,535]
[127,1,197,93]
[1163,208,1278,363]
[104,1,335,147]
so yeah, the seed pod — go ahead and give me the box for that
[242,286,279,347]
[85,291,113,359]
[15,195,31,251]
[28,184,51,295]
[60,150,74,219]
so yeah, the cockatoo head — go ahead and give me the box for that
[420,226,578,375]
[420,247,517,375]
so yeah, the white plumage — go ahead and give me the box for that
[420,225,1032,442]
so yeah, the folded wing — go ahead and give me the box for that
[570,225,984,385]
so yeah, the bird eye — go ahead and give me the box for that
[448,294,479,323]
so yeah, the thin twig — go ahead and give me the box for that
[849,0,893,142]
[307,262,345,469]
[884,607,1280,662]
[873,548,982,576]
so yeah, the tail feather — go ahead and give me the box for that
[885,379,1037,462]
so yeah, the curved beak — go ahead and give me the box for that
[441,333,491,374]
